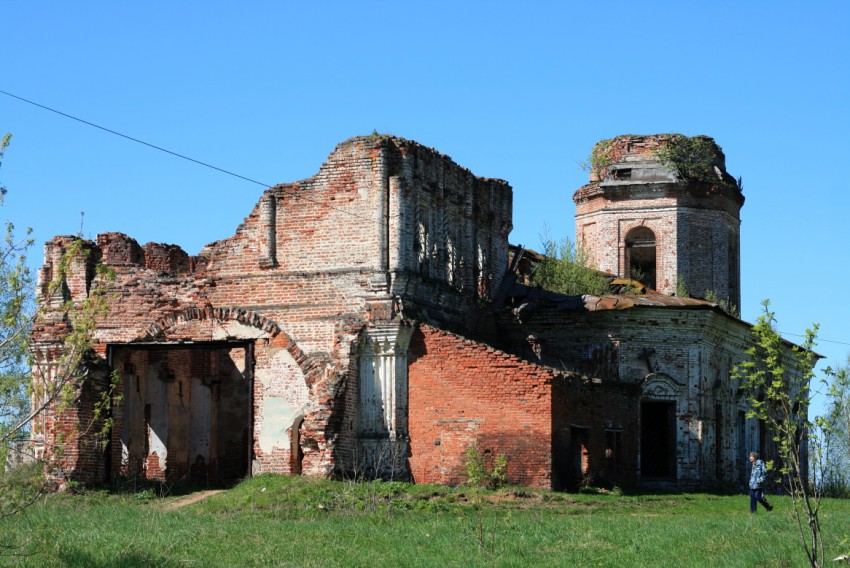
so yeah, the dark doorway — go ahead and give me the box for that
[569,427,590,489]
[625,227,656,290]
[291,417,304,476]
[640,401,676,479]
[603,429,623,484]
[714,404,723,481]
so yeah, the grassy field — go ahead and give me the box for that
[1,475,849,567]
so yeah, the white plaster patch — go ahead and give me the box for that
[258,397,298,453]
[212,321,269,341]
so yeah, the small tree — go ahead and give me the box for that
[815,356,850,497]
[0,135,115,554]
[530,233,609,296]
[0,133,34,466]
[733,300,824,568]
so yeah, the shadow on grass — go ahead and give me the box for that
[105,476,239,500]
[59,547,179,568]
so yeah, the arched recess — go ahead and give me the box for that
[640,373,680,480]
[624,226,656,290]
[132,306,323,387]
[111,306,325,482]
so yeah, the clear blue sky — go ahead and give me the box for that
[2,2,848,414]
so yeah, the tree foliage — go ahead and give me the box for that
[814,356,850,497]
[733,300,825,568]
[0,133,34,464]
[0,133,45,556]
[530,234,609,296]
[0,134,115,555]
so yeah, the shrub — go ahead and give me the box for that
[465,446,509,490]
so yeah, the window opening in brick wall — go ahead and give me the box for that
[625,226,656,290]
[640,401,676,479]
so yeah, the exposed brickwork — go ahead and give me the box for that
[574,134,743,306]
[407,325,556,488]
[29,132,805,493]
[32,135,513,486]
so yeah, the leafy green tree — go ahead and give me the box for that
[530,234,609,296]
[0,134,46,556]
[814,356,850,497]
[0,135,115,557]
[733,300,826,568]
[0,134,34,466]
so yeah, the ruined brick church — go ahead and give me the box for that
[33,133,778,491]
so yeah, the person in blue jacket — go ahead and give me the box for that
[749,452,773,512]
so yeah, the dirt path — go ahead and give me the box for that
[162,489,224,511]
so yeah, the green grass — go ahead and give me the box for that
[1,475,849,567]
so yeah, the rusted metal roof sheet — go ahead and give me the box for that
[582,292,715,311]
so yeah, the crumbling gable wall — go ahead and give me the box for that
[33,135,514,486]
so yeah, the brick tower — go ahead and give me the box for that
[573,134,744,307]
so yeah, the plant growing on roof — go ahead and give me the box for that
[530,232,610,297]
[654,134,736,189]
[580,138,618,180]
[704,289,739,318]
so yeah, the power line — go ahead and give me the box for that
[5,91,850,351]
[0,88,368,220]
[780,331,850,348]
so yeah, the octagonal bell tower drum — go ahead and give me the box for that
[573,134,744,307]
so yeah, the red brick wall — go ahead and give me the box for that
[33,135,513,485]
[407,325,555,489]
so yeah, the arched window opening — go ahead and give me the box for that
[625,227,656,290]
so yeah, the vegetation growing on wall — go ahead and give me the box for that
[703,289,739,318]
[582,134,741,194]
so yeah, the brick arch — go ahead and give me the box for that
[140,306,281,339]
[133,306,323,387]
